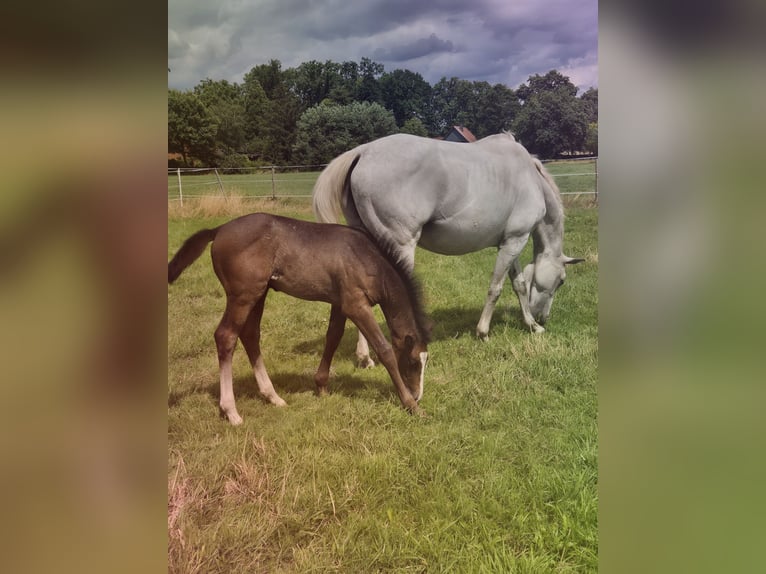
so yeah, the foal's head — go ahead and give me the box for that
[392,334,429,403]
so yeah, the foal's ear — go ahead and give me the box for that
[563,256,585,265]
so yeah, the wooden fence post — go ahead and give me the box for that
[214,168,226,197]
[594,158,598,205]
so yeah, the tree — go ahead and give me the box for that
[470,82,520,137]
[241,74,270,159]
[580,87,598,124]
[400,117,429,137]
[193,79,247,156]
[243,61,301,163]
[292,101,397,164]
[585,122,598,155]
[167,89,217,165]
[356,57,384,104]
[427,77,477,135]
[286,60,343,109]
[513,71,589,158]
[379,69,431,127]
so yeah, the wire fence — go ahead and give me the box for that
[167,157,598,204]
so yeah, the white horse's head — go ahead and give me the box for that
[523,255,584,325]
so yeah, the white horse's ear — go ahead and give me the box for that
[563,256,585,265]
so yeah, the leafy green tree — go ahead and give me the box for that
[292,101,397,164]
[427,77,476,135]
[357,57,384,104]
[193,79,247,155]
[243,60,301,163]
[168,89,217,165]
[400,117,429,137]
[585,122,598,155]
[579,87,598,124]
[379,69,431,127]
[513,71,589,158]
[472,83,520,137]
[286,60,343,109]
[327,61,359,105]
[241,74,270,159]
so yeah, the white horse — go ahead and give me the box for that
[313,132,582,367]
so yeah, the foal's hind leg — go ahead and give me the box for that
[239,295,287,408]
[215,296,258,425]
[314,305,347,395]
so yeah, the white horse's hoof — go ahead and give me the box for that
[272,397,287,407]
[476,330,489,341]
[228,413,243,425]
[358,357,375,369]
[531,324,546,334]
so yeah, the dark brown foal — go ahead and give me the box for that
[168,213,431,425]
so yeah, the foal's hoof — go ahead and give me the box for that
[476,329,489,342]
[228,413,244,426]
[530,324,546,334]
[357,356,375,369]
[408,405,428,418]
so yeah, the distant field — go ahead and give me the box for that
[168,197,598,572]
[167,159,597,203]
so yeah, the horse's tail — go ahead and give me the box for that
[168,227,219,284]
[312,147,362,224]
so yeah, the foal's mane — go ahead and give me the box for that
[358,229,431,345]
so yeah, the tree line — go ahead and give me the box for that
[168,58,598,167]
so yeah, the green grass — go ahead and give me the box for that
[168,200,597,573]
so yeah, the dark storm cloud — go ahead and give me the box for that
[373,33,457,62]
[168,0,597,91]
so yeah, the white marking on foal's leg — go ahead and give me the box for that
[219,356,243,425]
[253,356,287,407]
[416,351,428,402]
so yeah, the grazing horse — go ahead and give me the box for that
[168,213,430,425]
[313,132,583,367]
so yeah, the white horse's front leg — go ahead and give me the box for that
[476,234,538,340]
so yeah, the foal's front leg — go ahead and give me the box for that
[314,305,346,395]
[346,304,424,416]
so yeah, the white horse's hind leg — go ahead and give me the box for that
[476,234,534,340]
[355,335,375,369]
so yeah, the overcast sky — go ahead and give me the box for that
[168,0,597,93]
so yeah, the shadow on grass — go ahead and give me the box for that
[179,370,395,408]
[428,304,527,340]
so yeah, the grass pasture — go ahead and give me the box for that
[168,176,598,572]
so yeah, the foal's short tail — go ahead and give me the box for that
[168,228,219,284]
[312,148,361,224]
